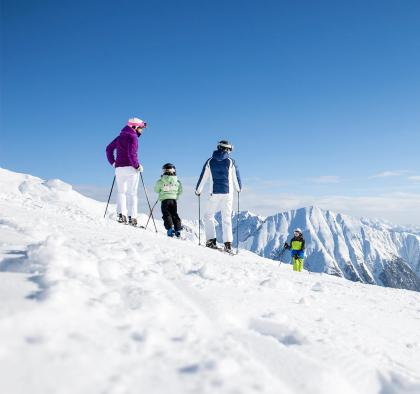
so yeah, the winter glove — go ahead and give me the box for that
[195,190,201,196]
[284,242,289,249]
[112,162,116,168]
[136,164,144,173]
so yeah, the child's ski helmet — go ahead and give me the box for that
[294,228,303,235]
[217,140,233,151]
[162,163,176,174]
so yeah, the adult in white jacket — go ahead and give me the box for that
[195,140,242,252]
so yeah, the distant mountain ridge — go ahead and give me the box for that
[215,206,420,292]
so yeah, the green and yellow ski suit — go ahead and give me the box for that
[288,236,305,272]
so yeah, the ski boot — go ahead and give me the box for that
[167,228,175,237]
[224,242,234,254]
[118,213,127,224]
[128,216,137,227]
[175,230,182,238]
[206,238,218,249]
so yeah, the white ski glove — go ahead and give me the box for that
[136,164,144,173]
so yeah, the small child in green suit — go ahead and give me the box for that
[284,228,305,272]
[154,163,183,237]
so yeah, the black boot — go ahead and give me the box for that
[128,216,137,227]
[224,242,232,253]
[206,238,218,249]
[118,213,127,224]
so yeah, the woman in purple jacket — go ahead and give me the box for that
[106,117,147,226]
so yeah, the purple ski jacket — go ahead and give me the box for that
[106,126,140,169]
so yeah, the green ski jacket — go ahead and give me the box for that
[154,175,183,201]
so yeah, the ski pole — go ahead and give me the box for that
[140,173,158,233]
[104,176,116,218]
[278,247,287,266]
[142,198,159,230]
[198,194,201,245]
[236,191,240,254]
[280,246,287,258]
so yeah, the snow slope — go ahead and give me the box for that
[226,208,420,291]
[1,168,420,394]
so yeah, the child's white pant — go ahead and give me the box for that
[204,193,234,243]
[115,166,139,218]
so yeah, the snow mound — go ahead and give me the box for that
[1,168,420,394]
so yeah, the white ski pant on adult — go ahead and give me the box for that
[205,193,234,243]
[115,166,139,218]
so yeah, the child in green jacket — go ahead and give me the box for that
[154,163,183,237]
[284,228,305,272]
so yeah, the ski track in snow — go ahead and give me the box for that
[1,168,420,394]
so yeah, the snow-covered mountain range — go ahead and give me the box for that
[215,208,420,292]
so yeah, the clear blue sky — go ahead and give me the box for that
[1,0,420,223]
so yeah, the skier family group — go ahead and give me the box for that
[106,117,305,267]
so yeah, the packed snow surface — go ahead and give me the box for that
[1,168,420,394]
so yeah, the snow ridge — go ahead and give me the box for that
[1,168,420,394]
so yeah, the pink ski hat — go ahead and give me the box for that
[127,117,147,128]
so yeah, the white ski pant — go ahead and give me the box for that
[204,193,234,243]
[115,166,139,218]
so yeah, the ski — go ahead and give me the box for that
[200,244,236,255]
